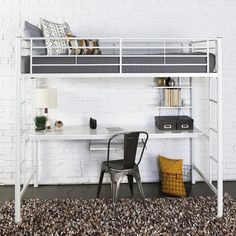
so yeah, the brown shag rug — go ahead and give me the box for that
[0,194,236,236]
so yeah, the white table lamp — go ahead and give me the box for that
[36,88,57,114]
[36,88,57,129]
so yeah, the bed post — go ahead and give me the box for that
[15,37,21,223]
[217,37,223,217]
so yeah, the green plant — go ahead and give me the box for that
[34,115,48,131]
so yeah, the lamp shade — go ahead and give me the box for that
[36,88,57,108]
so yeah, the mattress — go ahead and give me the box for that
[21,53,216,74]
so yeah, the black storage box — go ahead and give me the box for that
[176,116,194,130]
[155,116,194,130]
[155,116,177,130]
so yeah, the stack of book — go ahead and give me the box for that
[163,89,181,107]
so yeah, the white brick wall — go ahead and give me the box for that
[0,0,236,185]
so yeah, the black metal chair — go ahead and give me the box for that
[96,131,149,203]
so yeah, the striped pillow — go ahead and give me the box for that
[66,34,101,55]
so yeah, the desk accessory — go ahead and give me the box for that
[156,77,175,87]
[90,118,97,129]
[36,88,57,129]
[156,77,167,86]
[106,127,123,133]
[34,115,47,131]
[155,116,176,130]
[166,78,175,86]
[55,120,63,129]
[176,116,193,130]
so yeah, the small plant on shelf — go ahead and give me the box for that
[34,115,48,131]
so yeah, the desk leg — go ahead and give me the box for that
[34,139,38,187]
[190,138,196,184]
[15,135,21,223]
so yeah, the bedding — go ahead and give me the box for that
[23,21,46,55]
[66,34,101,55]
[40,18,72,55]
[21,52,215,74]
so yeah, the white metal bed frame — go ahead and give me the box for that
[15,37,223,223]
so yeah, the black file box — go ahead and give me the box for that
[155,116,177,130]
[176,116,194,130]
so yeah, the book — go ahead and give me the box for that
[163,89,181,107]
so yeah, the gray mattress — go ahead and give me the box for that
[21,53,216,74]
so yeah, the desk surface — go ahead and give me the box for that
[33,125,203,140]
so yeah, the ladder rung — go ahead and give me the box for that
[209,155,218,163]
[210,127,218,133]
[203,133,209,141]
[20,159,25,165]
[209,99,218,104]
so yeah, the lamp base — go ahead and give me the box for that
[46,119,52,129]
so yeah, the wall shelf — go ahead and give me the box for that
[154,86,192,89]
[154,106,192,109]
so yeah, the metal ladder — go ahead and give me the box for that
[192,38,223,217]
[209,75,223,217]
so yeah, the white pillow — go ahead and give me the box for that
[40,18,72,55]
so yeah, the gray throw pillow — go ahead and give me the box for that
[24,21,46,55]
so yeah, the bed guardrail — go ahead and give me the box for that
[17,37,220,76]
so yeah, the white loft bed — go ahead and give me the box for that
[15,37,223,223]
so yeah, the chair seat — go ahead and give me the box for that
[102,159,137,170]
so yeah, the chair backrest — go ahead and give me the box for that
[107,131,149,169]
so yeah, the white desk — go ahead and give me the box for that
[33,125,203,140]
[32,125,202,187]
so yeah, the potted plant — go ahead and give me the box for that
[34,115,48,131]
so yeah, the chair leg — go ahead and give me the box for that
[136,179,145,202]
[133,172,145,202]
[127,174,134,196]
[111,173,122,204]
[96,170,105,198]
[111,181,117,217]
[111,180,117,203]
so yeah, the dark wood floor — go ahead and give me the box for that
[0,181,235,206]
